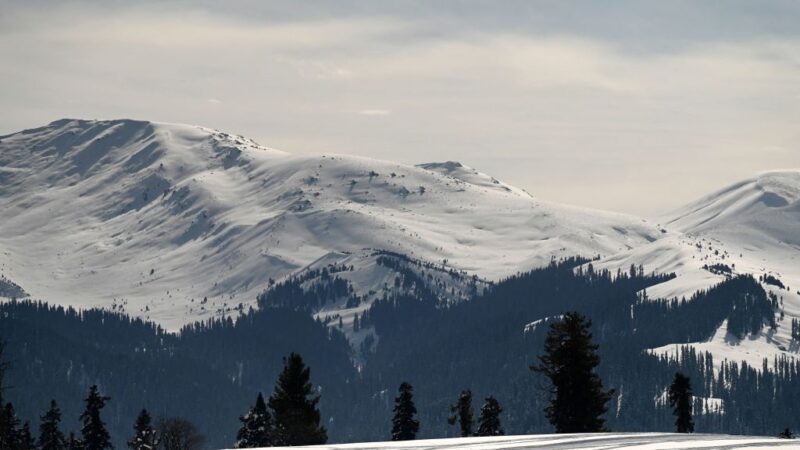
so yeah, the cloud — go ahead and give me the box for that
[0,1,798,215]
[358,109,391,116]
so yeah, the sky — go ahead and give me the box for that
[1,0,799,216]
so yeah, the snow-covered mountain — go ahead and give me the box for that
[0,119,663,330]
[591,170,800,366]
[1,118,798,367]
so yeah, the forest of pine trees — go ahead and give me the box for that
[1,258,799,446]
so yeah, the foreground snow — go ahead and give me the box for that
[246,433,799,449]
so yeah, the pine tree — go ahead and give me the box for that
[475,396,503,436]
[235,393,273,448]
[532,312,614,433]
[128,409,157,450]
[668,372,694,433]
[391,382,419,441]
[18,421,37,450]
[39,400,67,450]
[447,389,473,437]
[1,402,20,449]
[80,385,112,450]
[268,353,327,446]
[0,341,14,449]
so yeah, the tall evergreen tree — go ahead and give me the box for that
[391,382,419,441]
[268,353,327,446]
[80,385,112,450]
[128,409,157,450]
[17,421,37,450]
[235,393,273,448]
[475,396,503,437]
[447,389,473,437]
[39,400,67,450]
[668,372,694,433]
[0,341,14,449]
[1,402,20,449]
[532,312,614,433]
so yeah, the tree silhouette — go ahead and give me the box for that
[447,389,474,437]
[476,396,503,436]
[268,353,327,445]
[80,385,112,450]
[39,400,67,450]
[532,312,613,433]
[668,372,694,433]
[391,382,419,441]
[235,393,273,448]
[128,409,157,450]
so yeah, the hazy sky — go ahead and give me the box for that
[1,1,799,215]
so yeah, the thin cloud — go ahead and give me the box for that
[358,109,391,116]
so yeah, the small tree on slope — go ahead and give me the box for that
[128,409,157,450]
[268,353,327,446]
[235,393,273,448]
[532,311,614,433]
[39,400,68,450]
[476,396,503,437]
[391,382,419,441]
[80,385,113,450]
[447,389,474,437]
[668,372,694,433]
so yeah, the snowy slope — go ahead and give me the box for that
[243,433,799,449]
[590,171,800,367]
[0,119,663,330]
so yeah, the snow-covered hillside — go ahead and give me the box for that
[0,119,662,330]
[591,171,800,367]
[247,433,799,449]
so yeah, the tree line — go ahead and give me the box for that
[1,310,707,449]
[2,259,797,445]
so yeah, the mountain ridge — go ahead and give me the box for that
[0,118,662,329]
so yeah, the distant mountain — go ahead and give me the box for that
[0,119,662,330]
[591,170,800,367]
[0,118,798,368]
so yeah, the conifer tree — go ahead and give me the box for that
[18,421,37,450]
[80,385,112,450]
[268,353,327,446]
[235,393,273,448]
[1,402,20,449]
[0,341,14,449]
[475,396,503,437]
[128,409,157,450]
[532,312,613,433]
[391,382,419,441]
[668,372,694,433]
[39,400,67,450]
[447,389,473,437]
